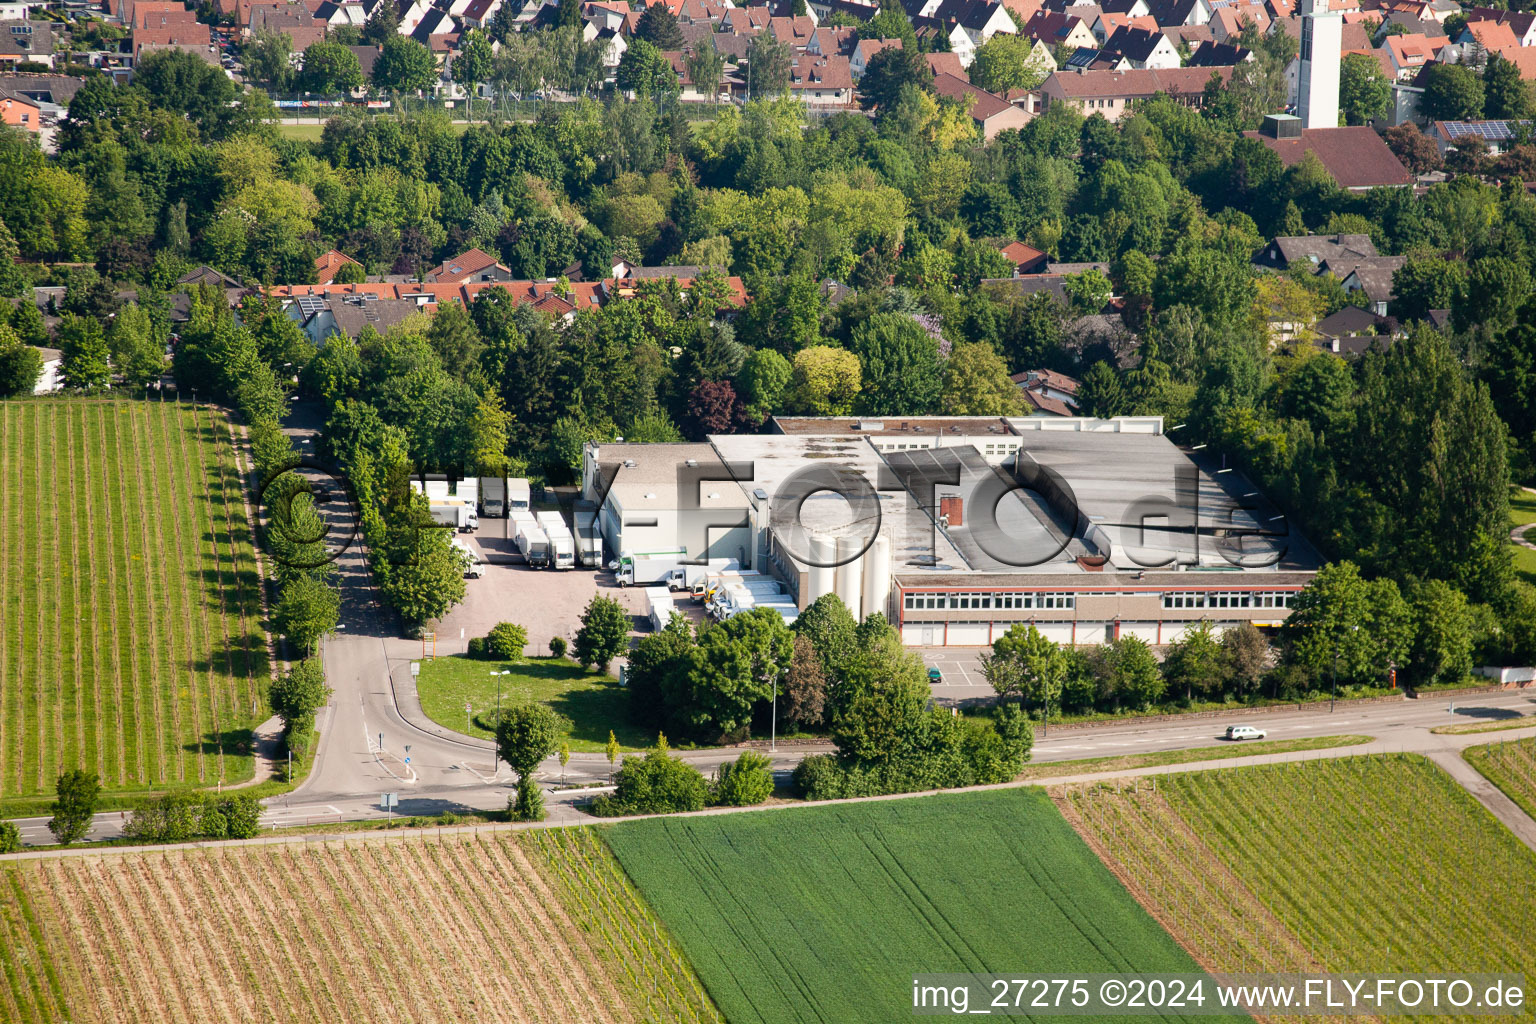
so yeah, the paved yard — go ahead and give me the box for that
[432,524,652,659]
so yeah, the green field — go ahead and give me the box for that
[1149,758,1535,988]
[415,653,652,752]
[0,399,270,808]
[1463,736,1536,821]
[604,789,1236,1024]
[1512,487,1536,585]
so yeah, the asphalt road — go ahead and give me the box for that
[8,404,1532,847]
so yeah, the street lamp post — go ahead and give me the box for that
[770,677,777,754]
[491,670,508,772]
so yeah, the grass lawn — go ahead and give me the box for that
[604,789,1237,1024]
[276,120,472,142]
[1431,715,1536,735]
[414,654,653,752]
[1015,733,1372,781]
[1511,486,1536,528]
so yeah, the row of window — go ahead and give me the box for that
[904,592,1077,610]
[1162,592,1295,609]
[901,591,1298,612]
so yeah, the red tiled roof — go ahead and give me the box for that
[314,249,362,284]
[1048,65,1231,98]
[925,51,967,79]
[426,247,504,283]
[1245,125,1412,188]
[932,71,1013,120]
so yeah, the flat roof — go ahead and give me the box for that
[770,416,1015,437]
[894,571,1318,589]
[586,442,751,511]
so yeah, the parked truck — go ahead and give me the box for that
[616,559,708,590]
[573,501,602,568]
[480,477,506,518]
[513,514,550,567]
[535,511,576,570]
[693,566,760,603]
[451,538,485,578]
[428,502,478,532]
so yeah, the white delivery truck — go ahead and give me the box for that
[514,516,550,568]
[507,477,531,512]
[536,511,576,570]
[616,559,709,590]
[429,502,478,532]
[479,477,506,518]
[693,567,761,603]
[451,538,485,578]
[573,501,602,568]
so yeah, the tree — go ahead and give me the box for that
[496,703,562,821]
[273,574,340,654]
[1392,249,1464,322]
[1105,636,1165,709]
[1339,52,1390,126]
[48,769,100,845]
[679,607,793,739]
[373,35,437,95]
[242,30,294,93]
[1076,361,1126,417]
[1281,561,1411,687]
[982,624,1067,722]
[361,0,399,45]
[857,45,933,112]
[1421,62,1484,122]
[636,2,684,49]
[574,595,630,673]
[1162,623,1225,703]
[712,749,774,806]
[485,621,529,660]
[745,33,791,99]
[268,657,331,736]
[1483,52,1535,120]
[736,348,792,422]
[1383,123,1443,174]
[969,34,1051,94]
[302,40,364,96]
[1221,623,1270,697]
[782,634,827,729]
[0,323,42,397]
[793,592,860,688]
[0,820,19,854]
[1406,579,1474,688]
[453,29,493,117]
[58,314,110,390]
[848,313,941,416]
[786,346,861,415]
[617,37,678,100]
[686,44,725,103]
[106,302,166,386]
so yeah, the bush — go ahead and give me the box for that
[197,805,229,839]
[467,636,487,658]
[712,750,775,807]
[589,736,709,817]
[485,621,529,660]
[0,820,20,853]
[550,636,568,658]
[224,794,262,838]
[122,793,263,843]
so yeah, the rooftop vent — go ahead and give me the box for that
[623,459,637,468]
[855,420,885,431]
[1261,112,1302,139]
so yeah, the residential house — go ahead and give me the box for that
[1208,1,1268,41]
[1038,65,1231,119]
[932,71,1033,137]
[133,2,199,27]
[313,0,368,27]
[1383,32,1438,78]
[285,293,420,343]
[850,36,902,76]
[926,49,969,77]
[0,20,53,67]
[1313,305,1399,355]
[1025,8,1097,49]
[999,241,1050,274]
[314,248,364,284]
[769,14,819,47]
[1461,6,1536,46]
[426,248,513,284]
[1101,24,1180,66]
[1431,119,1532,156]
[1090,10,1155,42]
[131,21,213,59]
[1337,258,1406,314]
[1244,115,1412,190]
[789,53,854,105]
[1144,0,1208,27]
[1011,368,1081,416]
[0,89,38,128]
[1187,39,1249,65]
[807,24,858,55]
[0,72,87,108]
[1252,231,1378,272]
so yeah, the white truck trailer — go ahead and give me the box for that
[428,501,478,532]
[573,501,602,568]
[617,559,709,590]
[535,510,576,570]
[513,514,550,567]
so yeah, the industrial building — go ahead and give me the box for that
[580,416,1319,648]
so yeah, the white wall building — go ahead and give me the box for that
[1297,0,1341,130]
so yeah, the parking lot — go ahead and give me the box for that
[917,647,995,704]
[433,522,652,659]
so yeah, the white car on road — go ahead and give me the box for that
[1224,725,1267,741]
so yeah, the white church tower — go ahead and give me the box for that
[1297,0,1342,129]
